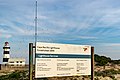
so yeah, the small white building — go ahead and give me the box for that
[8,58,25,66]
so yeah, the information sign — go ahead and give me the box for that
[35,42,91,78]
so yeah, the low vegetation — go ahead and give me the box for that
[95,69,120,76]
[95,54,120,66]
[0,70,29,80]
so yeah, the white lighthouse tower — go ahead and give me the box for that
[3,42,10,65]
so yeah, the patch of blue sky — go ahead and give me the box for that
[1,0,120,62]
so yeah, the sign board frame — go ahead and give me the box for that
[34,42,94,79]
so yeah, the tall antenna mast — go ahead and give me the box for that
[35,0,37,44]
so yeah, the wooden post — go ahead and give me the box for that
[91,47,94,80]
[29,43,33,80]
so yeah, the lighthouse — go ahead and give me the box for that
[3,42,10,64]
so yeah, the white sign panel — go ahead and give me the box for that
[35,42,91,78]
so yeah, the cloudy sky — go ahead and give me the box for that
[0,0,120,63]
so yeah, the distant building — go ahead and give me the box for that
[8,58,25,66]
[0,42,28,71]
[2,42,26,67]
